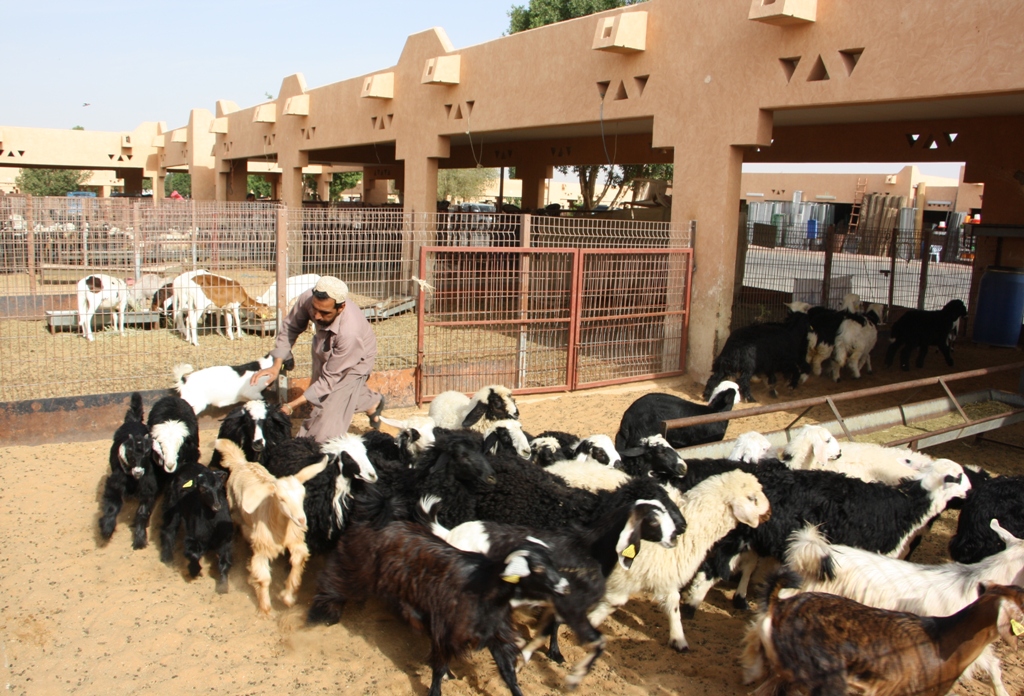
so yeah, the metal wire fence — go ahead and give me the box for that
[733,219,975,328]
[1,197,692,404]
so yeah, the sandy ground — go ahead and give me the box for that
[3,340,1024,696]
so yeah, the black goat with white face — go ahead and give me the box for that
[209,400,292,469]
[99,392,158,549]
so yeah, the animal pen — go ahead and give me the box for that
[0,196,692,406]
[733,204,976,328]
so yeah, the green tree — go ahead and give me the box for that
[164,172,192,198]
[437,168,498,202]
[508,0,670,211]
[330,172,363,201]
[247,175,272,199]
[15,168,90,196]
[72,125,84,130]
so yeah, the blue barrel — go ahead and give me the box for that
[972,266,1024,347]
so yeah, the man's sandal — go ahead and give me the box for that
[369,395,385,430]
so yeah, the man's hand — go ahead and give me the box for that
[251,358,283,386]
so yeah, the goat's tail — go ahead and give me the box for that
[416,495,449,540]
[784,525,836,583]
[756,567,803,615]
[214,438,247,470]
[126,392,145,423]
[172,363,195,389]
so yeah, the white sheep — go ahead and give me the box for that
[427,384,519,433]
[782,425,936,484]
[77,274,129,341]
[256,273,321,310]
[784,520,1024,696]
[215,439,327,615]
[588,469,771,651]
[545,459,631,493]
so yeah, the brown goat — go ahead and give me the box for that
[742,570,1024,696]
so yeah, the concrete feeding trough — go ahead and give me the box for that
[239,296,416,335]
[46,310,161,334]
[671,363,1024,459]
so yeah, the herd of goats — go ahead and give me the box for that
[96,276,1024,696]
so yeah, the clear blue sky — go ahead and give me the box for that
[1,1,963,180]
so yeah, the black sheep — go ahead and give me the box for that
[615,383,740,451]
[703,310,812,402]
[208,400,292,469]
[98,392,158,549]
[159,461,233,592]
[885,299,968,370]
[307,496,568,696]
[948,474,1024,564]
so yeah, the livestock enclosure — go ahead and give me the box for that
[0,196,691,405]
[733,218,976,328]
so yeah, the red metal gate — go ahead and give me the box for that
[416,246,692,402]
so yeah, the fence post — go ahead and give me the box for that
[131,201,142,282]
[517,214,532,390]
[887,227,898,319]
[821,224,835,308]
[275,205,289,404]
[918,225,933,310]
[25,196,37,295]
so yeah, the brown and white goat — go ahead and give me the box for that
[742,569,1024,696]
[215,439,326,614]
[172,272,271,345]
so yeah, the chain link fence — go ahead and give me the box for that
[1,197,692,404]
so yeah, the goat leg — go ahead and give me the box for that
[664,586,689,651]
[565,636,606,691]
[489,640,525,696]
[98,476,124,540]
[248,554,274,615]
[183,535,204,577]
[133,494,156,550]
[938,342,955,367]
[214,537,232,594]
[159,507,180,561]
[280,543,310,607]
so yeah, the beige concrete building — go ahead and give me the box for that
[3,0,1023,380]
[0,168,126,197]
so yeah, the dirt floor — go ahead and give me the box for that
[3,340,1024,695]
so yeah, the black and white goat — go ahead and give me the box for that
[77,273,130,341]
[428,384,519,433]
[307,496,569,696]
[885,299,968,371]
[174,354,294,415]
[615,381,740,451]
[159,461,233,593]
[208,399,292,469]
[529,432,622,469]
[148,395,201,475]
[98,393,157,549]
[263,434,379,554]
[829,303,883,380]
[702,310,812,402]
[801,293,861,378]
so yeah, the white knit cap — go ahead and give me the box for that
[313,276,348,303]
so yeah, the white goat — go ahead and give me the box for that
[173,354,277,415]
[589,470,771,651]
[77,274,129,341]
[785,520,1024,696]
[783,425,935,484]
[256,273,321,310]
[427,384,519,433]
[215,439,327,614]
[829,303,883,381]
[171,270,212,346]
[728,431,775,463]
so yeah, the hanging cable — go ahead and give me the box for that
[466,108,484,168]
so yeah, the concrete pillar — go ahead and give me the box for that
[964,162,1024,317]
[315,173,330,202]
[153,170,165,201]
[217,159,249,202]
[277,168,302,208]
[400,155,439,216]
[363,174,390,204]
[190,167,216,201]
[121,169,144,196]
[515,163,552,211]
[671,143,745,383]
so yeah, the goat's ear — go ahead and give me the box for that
[211,468,228,487]
[240,484,270,515]
[482,432,499,455]
[296,456,330,483]
[462,401,488,428]
[619,446,645,458]
[615,510,645,570]
[991,518,1019,545]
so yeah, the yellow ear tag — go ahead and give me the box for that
[1011,619,1024,636]
[622,544,637,559]
[503,575,521,584]
[182,479,194,489]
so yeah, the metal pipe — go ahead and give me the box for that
[661,361,1024,432]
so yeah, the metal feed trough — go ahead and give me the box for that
[672,362,1024,459]
[239,296,416,335]
[46,309,161,333]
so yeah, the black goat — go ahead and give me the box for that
[308,497,568,696]
[148,395,200,474]
[99,392,158,549]
[263,434,379,554]
[159,461,233,592]
[618,434,687,480]
[703,310,812,402]
[208,399,292,469]
[885,299,968,370]
[949,474,1024,564]
[615,382,740,451]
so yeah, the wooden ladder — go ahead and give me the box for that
[848,177,868,234]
